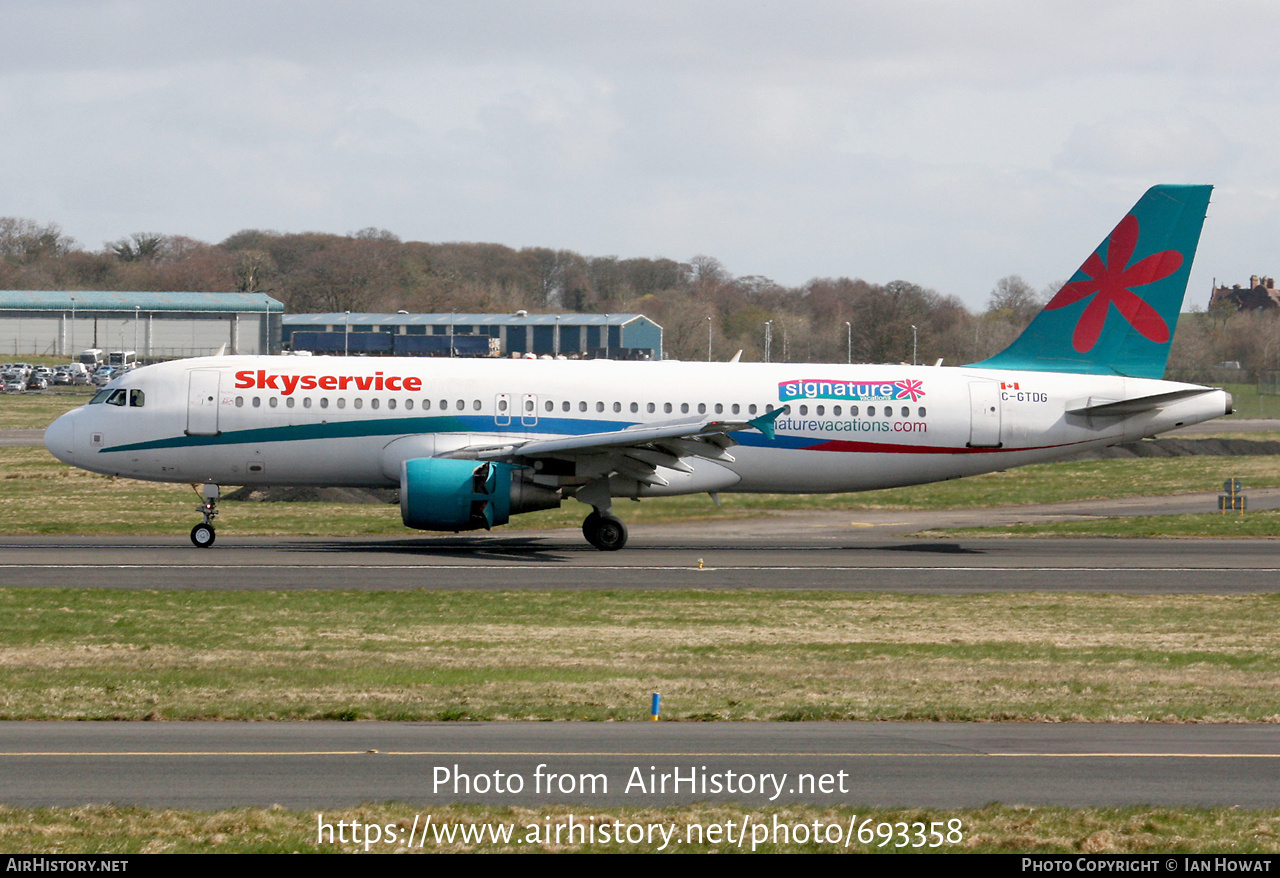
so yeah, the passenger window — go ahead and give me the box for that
[404,399,413,410]
[303,398,312,409]
[630,402,639,413]
[269,397,278,408]
[473,400,481,411]
[545,400,554,412]
[816,405,824,416]
[354,398,363,409]
[867,406,876,416]
[850,405,859,416]
[613,402,621,413]
[129,389,145,407]
[901,406,909,417]
[731,404,740,415]
[235,396,244,407]
[320,398,329,409]
[337,398,346,409]
[715,403,723,414]
[681,403,689,414]
[833,405,841,416]
[647,403,655,413]
[918,407,926,417]
[371,398,380,410]
[286,397,295,408]
[579,401,587,412]
[799,405,808,415]
[664,403,672,414]
[596,402,604,412]
[562,401,570,412]
[252,397,261,408]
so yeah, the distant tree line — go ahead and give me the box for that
[0,217,1262,376]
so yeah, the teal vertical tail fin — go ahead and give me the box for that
[970,184,1212,379]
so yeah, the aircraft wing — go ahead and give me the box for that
[447,408,782,487]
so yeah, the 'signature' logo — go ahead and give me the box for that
[779,378,925,402]
[234,369,423,395]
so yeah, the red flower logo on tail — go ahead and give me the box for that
[1044,214,1182,353]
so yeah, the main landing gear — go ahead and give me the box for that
[582,510,627,551]
[191,483,219,548]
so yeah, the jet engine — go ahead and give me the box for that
[400,458,560,532]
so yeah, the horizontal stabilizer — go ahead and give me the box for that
[1066,387,1218,417]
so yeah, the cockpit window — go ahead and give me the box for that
[89,390,112,405]
[129,389,145,407]
[105,389,127,407]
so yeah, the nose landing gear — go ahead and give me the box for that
[190,483,219,548]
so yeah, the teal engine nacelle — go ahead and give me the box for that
[400,458,515,531]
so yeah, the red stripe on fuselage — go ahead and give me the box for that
[801,439,1085,454]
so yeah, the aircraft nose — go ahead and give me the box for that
[44,413,76,464]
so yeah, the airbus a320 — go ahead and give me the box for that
[44,185,1230,550]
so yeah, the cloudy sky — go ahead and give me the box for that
[3,1,1277,309]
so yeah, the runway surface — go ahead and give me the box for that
[2,528,1279,592]
[3,721,1278,809]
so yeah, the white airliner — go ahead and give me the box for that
[44,185,1231,550]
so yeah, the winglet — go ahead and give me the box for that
[748,407,785,441]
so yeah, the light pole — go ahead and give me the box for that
[911,324,918,365]
[69,296,75,358]
[344,310,350,356]
[554,315,561,357]
[845,321,851,365]
[603,313,610,359]
[764,320,772,363]
[707,316,712,362]
[133,306,139,355]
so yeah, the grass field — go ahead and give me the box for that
[1,589,1277,722]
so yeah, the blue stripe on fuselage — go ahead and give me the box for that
[100,415,642,453]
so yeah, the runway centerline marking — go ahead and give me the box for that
[2,565,1277,573]
[4,750,1278,759]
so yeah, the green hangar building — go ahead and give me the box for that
[0,291,284,359]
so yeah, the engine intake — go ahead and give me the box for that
[401,458,514,531]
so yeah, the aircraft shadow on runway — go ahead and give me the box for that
[276,536,574,564]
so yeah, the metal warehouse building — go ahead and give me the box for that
[0,291,284,359]
[282,312,664,360]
